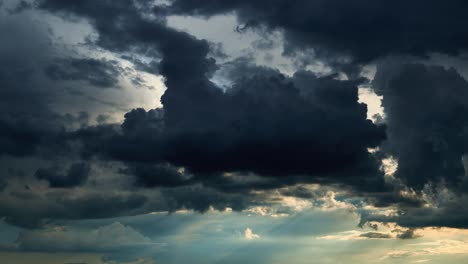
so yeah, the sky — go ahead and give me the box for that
[1,0,468,263]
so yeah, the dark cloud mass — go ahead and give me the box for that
[373,63,468,191]
[162,71,385,179]
[38,0,385,186]
[35,162,91,188]
[76,68,386,191]
[360,62,468,229]
[0,16,65,158]
[361,195,468,229]
[1,0,468,233]
[162,0,468,62]
[120,162,192,188]
[0,190,148,228]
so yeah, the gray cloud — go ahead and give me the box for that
[373,62,468,192]
[161,0,468,64]
[359,232,392,239]
[0,191,148,228]
[45,57,122,88]
[35,162,91,188]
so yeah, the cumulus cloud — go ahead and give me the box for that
[244,227,260,240]
[373,62,468,192]
[382,239,468,260]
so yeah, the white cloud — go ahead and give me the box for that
[281,196,313,212]
[318,191,356,211]
[411,260,431,263]
[316,230,365,241]
[382,239,468,260]
[244,228,260,240]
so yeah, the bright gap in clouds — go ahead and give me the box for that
[359,87,384,122]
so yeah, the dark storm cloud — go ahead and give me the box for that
[45,57,122,88]
[0,173,254,228]
[35,162,91,188]
[74,70,386,191]
[361,203,468,229]
[0,110,65,157]
[373,63,468,191]
[0,178,6,191]
[161,71,384,180]
[0,8,125,160]
[193,172,285,195]
[120,162,192,188]
[38,0,208,65]
[74,108,165,163]
[0,10,67,157]
[0,0,454,231]
[158,185,252,212]
[0,191,148,228]
[37,0,387,191]
[359,61,468,228]
[161,0,468,63]
[0,0,391,230]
